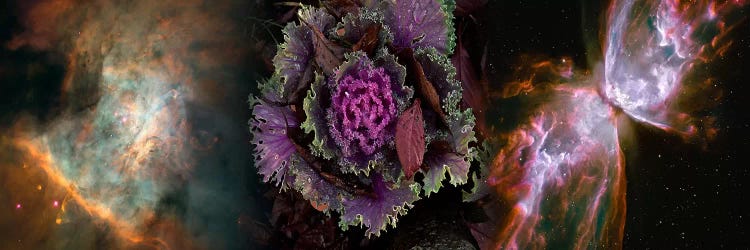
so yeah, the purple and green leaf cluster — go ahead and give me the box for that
[249,0,483,237]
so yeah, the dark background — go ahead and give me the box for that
[2,0,749,248]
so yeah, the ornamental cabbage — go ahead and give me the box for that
[249,0,482,237]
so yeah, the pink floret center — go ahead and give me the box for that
[330,66,396,156]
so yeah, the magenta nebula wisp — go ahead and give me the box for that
[488,86,626,248]
[480,0,747,248]
[604,0,744,134]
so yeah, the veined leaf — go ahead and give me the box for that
[396,99,426,179]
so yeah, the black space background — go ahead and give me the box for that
[2,0,749,248]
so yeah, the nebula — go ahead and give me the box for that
[604,0,743,136]
[488,85,626,248]
[475,0,747,248]
[1,0,258,249]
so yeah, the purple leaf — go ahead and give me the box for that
[298,5,336,31]
[381,0,456,54]
[273,22,313,100]
[422,151,470,196]
[273,6,336,100]
[334,8,386,46]
[340,174,420,237]
[352,25,381,56]
[302,17,347,76]
[451,38,485,116]
[249,95,299,187]
[301,73,338,160]
[395,99,426,180]
[373,49,413,113]
[452,38,489,138]
[290,156,346,213]
[414,47,462,111]
[463,151,491,202]
[401,48,450,128]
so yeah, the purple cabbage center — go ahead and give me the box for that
[329,66,397,157]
